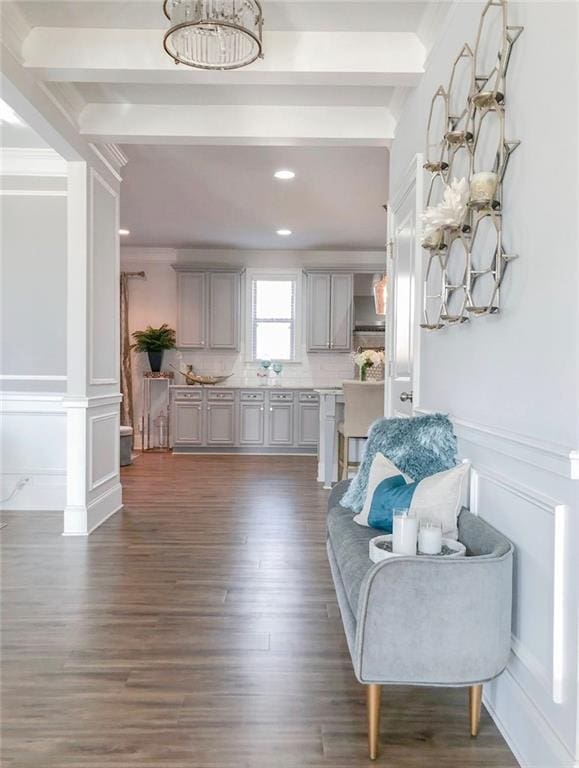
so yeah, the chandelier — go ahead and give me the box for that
[163,0,264,70]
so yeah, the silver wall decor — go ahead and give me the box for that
[420,0,523,331]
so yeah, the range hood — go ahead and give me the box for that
[353,295,385,331]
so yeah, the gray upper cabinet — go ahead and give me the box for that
[175,267,241,351]
[209,272,240,349]
[306,272,353,352]
[330,274,354,351]
[307,273,331,351]
[177,272,206,348]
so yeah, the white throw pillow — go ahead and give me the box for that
[354,455,471,539]
[354,453,412,527]
[409,461,471,540]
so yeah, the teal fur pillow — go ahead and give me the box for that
[340,413,457,514]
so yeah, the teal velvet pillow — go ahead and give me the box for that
[368,475,418,532]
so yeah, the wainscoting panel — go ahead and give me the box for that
[89,409,119,491]
[0,395,66,510]
[453,419,579,768]
[89,169,119,387]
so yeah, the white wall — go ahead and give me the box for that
[390,3,579,766]
[0,176,68,510]
[121,247,386,438]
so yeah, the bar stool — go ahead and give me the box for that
[337,381,385,480]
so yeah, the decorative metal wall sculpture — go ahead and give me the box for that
[420,0,523,331]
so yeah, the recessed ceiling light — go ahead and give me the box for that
[119,229,130,236]
[276,229,292,237]
[274,170,295,180]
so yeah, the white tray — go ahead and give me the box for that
[369,535,466,563]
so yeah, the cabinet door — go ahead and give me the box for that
[177,272,206,348]
[173,402,203,445]
[297,403,320,446]
[330,273,353,351]
[239,402,265,445]
[306,273,331,351]
[209,272,240,350]
[268,404,294,446]
[206,403,235,445]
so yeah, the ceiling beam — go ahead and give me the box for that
[22,28,425,87]
[78,103,395,146]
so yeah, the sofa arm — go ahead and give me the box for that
[328,480,351,510]
[353,552,513,686]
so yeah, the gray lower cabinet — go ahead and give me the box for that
[297,402,319,446]
[174,401,203,445]
[206,403,235,445]
[268,403,294,445]
[172,388,318,451]
[240,402,265,445]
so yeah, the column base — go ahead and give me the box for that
[63,482,122,535]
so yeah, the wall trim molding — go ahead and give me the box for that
[0,189,67,196]
[88,410,119,491]
[0,374,66,381]
[484,667,578,768]
[414,408,579,480]
[0,147,67,177]
[0,393,65,413]
[63,393,122,409]
[473,466,569,706]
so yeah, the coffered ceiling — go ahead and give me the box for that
[4,0,450,146]
[1,1,449,249]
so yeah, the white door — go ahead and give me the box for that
[386,156,423,417]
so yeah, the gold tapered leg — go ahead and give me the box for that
[469,684,482,737]
[367,684,381,760]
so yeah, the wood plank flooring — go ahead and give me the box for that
[1,454,517,767]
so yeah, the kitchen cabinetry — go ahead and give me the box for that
[268,391,294,446]
[239,391,265,445]
[173,390,203,445]
[174,267,241,350]
[172,388,319,453]
[297,392,320,446]
[306,271,353,352]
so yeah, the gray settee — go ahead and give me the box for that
[327,480,513,760]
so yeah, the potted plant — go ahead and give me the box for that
[131,324,176,373]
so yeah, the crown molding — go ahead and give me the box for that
[121,247,177,264]
[0,147,67,177]
[0,1,31,62]
[89,143,128,182]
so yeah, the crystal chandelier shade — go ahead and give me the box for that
[163,0,263,70]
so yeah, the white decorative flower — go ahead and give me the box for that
[421,177,469,236]
[353,350,385,367]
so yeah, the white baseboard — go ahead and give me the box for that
[0,471,66,511]
[63,482,123,535]
[485,668,577,768]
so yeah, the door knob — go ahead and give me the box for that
[399,391,413,403]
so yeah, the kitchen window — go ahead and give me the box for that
[250,275,297,362]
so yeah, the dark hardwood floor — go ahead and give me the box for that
[1,454,517,767]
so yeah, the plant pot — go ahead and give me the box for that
[147,349,163,373]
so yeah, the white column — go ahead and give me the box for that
[63,161,122,535]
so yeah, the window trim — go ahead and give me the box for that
[245,269,302,363]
